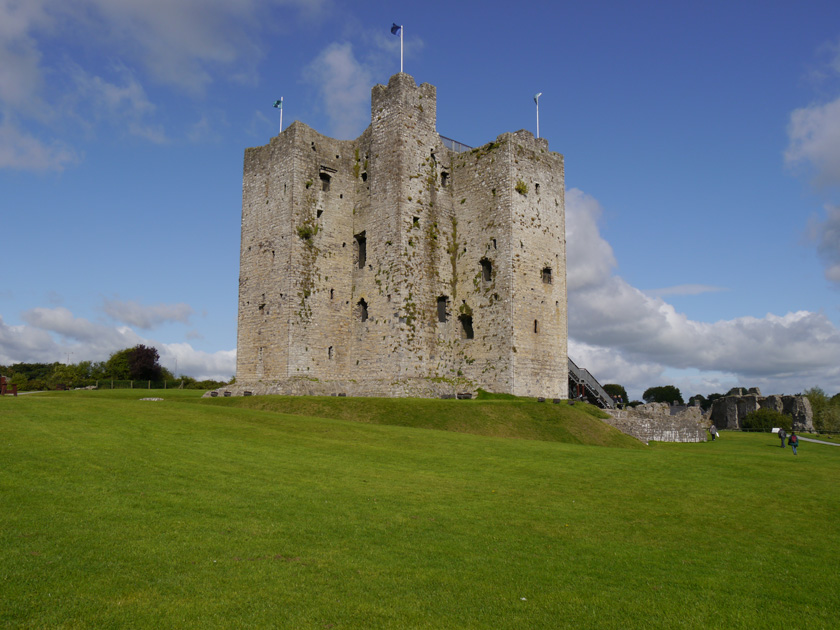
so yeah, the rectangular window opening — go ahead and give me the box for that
[542,267,552,284]
[480,258,492,282]
[355,232,367,269]
[319,172,331,192]
[437,296,449,323]
[459,314,474,340]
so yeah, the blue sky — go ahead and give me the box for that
[2,0,839,400]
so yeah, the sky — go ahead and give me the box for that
[1,0,840,400]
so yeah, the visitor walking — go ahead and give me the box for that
[778,428,787,448]
[789,431,799,455]
[709,424,718,441]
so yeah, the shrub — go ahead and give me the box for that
[742,408,791,431]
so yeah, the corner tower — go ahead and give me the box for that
[235,73,568,398]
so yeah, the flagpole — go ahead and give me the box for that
[280,97,283,133]
[400,25,404,73]
[534,92,542,139]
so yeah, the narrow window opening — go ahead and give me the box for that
[441,171,449,187]
[361,172,368,182]
[319,172,331,192]
[355,232,367,269]
[437,296,449,322]
[542,267,552,284]
[357,299,368,322]
[492,238,497,249]
[317,209,323,218]
[535,183,540,194]
[330,288,334,300]
[311,142,316,151]
[480,258,492,282]
[534,320,539,333]
[328,346,334,360]
[413,216,419,227]
[459,314,474,340]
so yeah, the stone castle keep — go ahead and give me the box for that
[234,73,568,398]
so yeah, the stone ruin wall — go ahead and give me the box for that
[603,403,707,444]
[231,73,568,399]
[708,388,814,432]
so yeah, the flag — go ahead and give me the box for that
[273,99,283,109]
[391,23,401,35]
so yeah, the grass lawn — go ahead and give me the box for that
[1,390,838,629]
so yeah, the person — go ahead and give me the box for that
[789,431,798,455]
[778,428,787,448]
[709,424,718,441]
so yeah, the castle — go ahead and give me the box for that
[233,73,568,398]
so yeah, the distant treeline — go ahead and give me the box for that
[1,345,231,392]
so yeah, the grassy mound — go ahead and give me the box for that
[198,392,641,448]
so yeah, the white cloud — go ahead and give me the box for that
[565,188,616,292]
[69,65,167,143]
[566,188,840,398]
[304,42,372,139]
[0,308,234,380]
[102,299,194,329]
[65,0,328,93]
[807,204,840,285]
[785,95,840,187]
[0,0,327,170]
[0,116,77,170]
[159,343,235,381]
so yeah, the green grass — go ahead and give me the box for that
[2,390,839,629]
[198,392,640,448]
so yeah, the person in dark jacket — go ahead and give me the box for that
[789,431,799,455]
[778,428,787,448]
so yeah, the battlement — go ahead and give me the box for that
[234,73,568,398]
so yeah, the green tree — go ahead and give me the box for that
[805,387,840,433]
[603,383,628,403]
[742,408,791,431]
[105,349,132,379]
[642,385,684,405]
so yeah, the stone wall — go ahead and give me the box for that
[231,73,568,399]
[708,389,814,431]
[602,403,708,444]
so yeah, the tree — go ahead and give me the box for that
[127,345,163,381]
[688,394,706,408]
[742,408,791,431]
[103,345,163,381]
[642,385,684,405]
[603,383,628,403]
[105,348,132,380]
[805,386,840,433]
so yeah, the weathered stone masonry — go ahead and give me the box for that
[234,73,568,398]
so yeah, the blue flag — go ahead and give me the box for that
[273,99,282,109]
[391,23,401,35]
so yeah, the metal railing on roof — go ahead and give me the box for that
[440,135,472,153]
